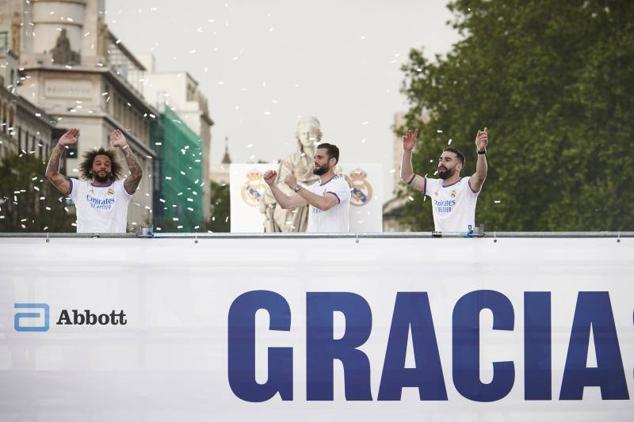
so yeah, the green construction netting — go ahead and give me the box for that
[151,107,204,232]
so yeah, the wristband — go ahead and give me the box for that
[477,149,486,155]
[121,145,129,150]
[292,185,302,193]
[407,174,416,185]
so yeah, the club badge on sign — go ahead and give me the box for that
[241,169,266,207]
[345,168,373,207]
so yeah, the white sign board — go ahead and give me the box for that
[230,163,278,233]
[1,236,633,421]
[230,163,383,233]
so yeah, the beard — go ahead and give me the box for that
[92,171,115,183]
[313,163,329,176]
[438,167,453,180]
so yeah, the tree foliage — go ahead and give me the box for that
[209,180,230,232]
[0,153,73,232]
[400,0,634,231]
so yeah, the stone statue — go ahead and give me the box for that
[51,29,79,65]
[260,116,323,232]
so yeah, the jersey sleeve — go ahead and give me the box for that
[424,177,438,197]
[117,180,133,201]
[69,178,79,202]
[464,177,480,196]
[326,177,351,204]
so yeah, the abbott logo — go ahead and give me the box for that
[14,303,50,332]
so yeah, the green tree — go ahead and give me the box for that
[0,153,73,232]
[400,0,634,231]
[208,180,230,232]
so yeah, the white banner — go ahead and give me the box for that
[230,163,383,233]
[230,163,279,233]
[340,163,383,233]
[0,236,633,421]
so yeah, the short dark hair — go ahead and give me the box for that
[317,143,340,164]
[443,147,465,166]
[79,147,123,180]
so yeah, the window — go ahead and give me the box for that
[0,32,8,51]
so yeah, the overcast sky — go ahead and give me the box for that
[106,0,460,195]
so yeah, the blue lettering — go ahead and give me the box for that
[453,290,515,402]
[378,292,447,400]
[524,292,552,400]
[560,292,628,400]
[228,290,293,402]
[307,292,372,400]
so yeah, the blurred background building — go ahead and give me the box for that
[0,0,214,231]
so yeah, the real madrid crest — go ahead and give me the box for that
[241,169,266,207]
[450,190,456,198]
[345,168,373,207]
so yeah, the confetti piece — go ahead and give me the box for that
[494,200,501,204]
[436,129,443,133]
[448,139,453,145]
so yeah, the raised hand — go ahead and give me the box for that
[110,129,128,148]
[402,129,419,152]
[58,128,79,146]
[475,127,488,152]
[263,170,278,186]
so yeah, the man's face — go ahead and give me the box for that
[313,148,332,176]
[438,151,461,180]
[91,154,114,182]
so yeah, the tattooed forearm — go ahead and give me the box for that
[45,143,71,195]
[46,143,65,178]
[121,146,143,194]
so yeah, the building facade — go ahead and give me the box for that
[136,55,214,224]
[151,106,205,232]
[2,0,159,230]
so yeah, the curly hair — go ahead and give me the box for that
[79,147,123,181]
